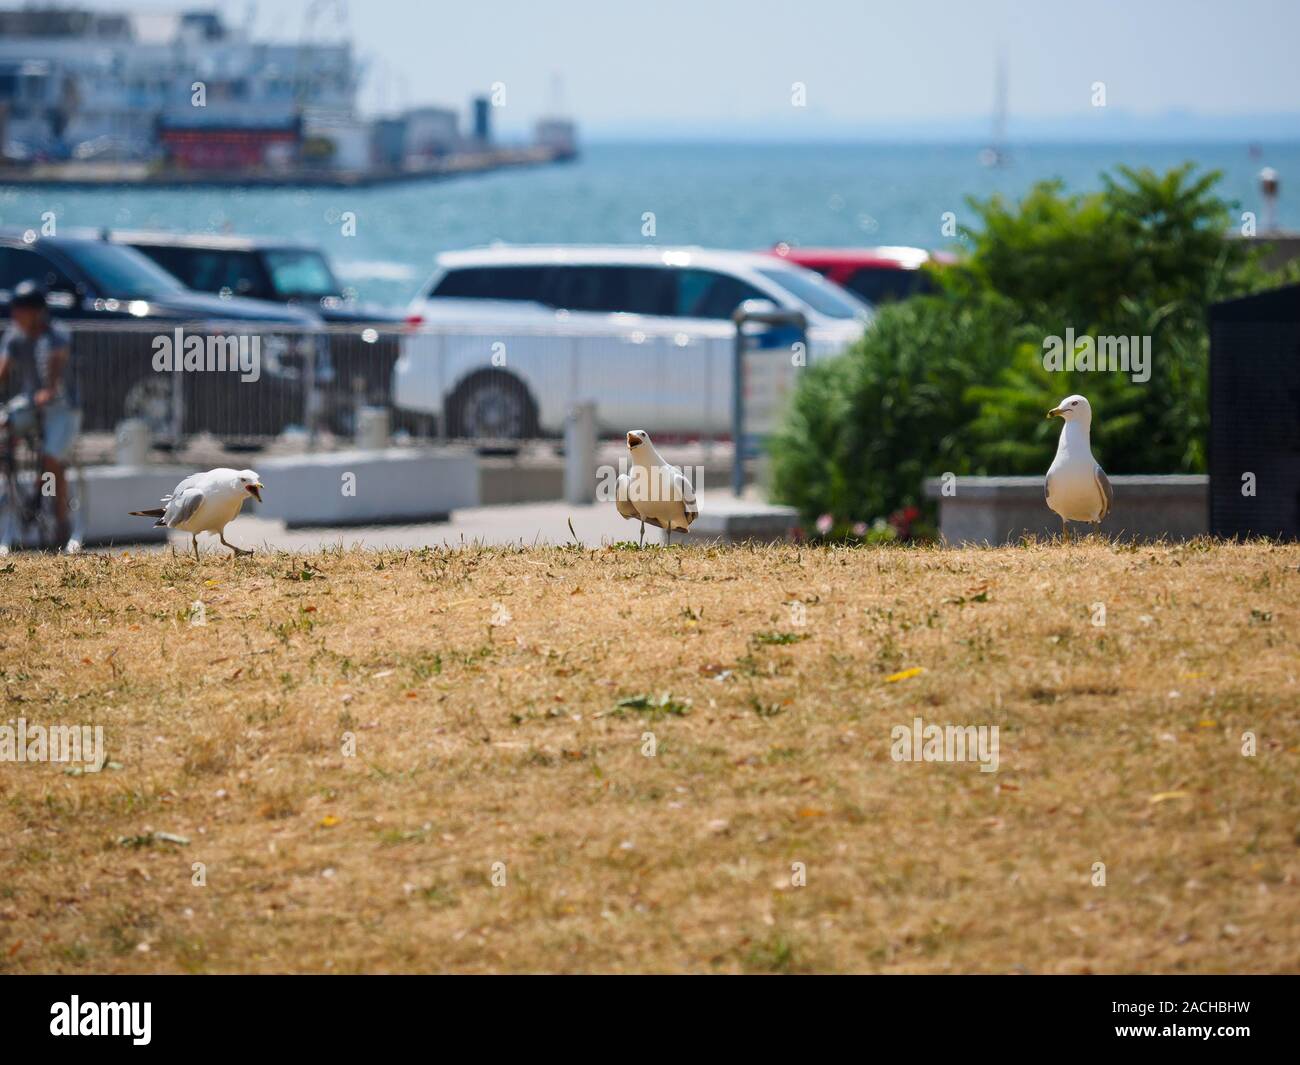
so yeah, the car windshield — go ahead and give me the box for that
[757,266,870,319]
[63,241,186,299]
[265,250,339,298]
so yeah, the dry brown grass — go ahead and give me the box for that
[0,538,1296,974]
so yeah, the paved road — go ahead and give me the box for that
[155,501,650,554]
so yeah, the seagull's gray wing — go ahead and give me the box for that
[161,472,204,505]
[1094,466,1113,522]
[164,488,205,527]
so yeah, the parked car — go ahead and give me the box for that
[112,231,405,432]
[768,245,955,305]
[0,229,327,440]
[395,245,872,439]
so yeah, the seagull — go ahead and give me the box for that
[130,468,263,560]
[1045,395,1112,542]
[615,430,698,547]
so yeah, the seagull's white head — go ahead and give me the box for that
[1047,394,1091,426]
[626,429,650,451]
[236,469,264,503]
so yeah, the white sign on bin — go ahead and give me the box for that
[740,337,801,457]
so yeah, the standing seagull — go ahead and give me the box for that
[130,468,263,560]
[615,430,698,547]
[1045,395,1112,541]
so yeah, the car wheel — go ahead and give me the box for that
[445,371,538,441]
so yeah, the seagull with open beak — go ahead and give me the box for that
[1044,395,1112,542]
[129,468,264,560]
[614,429,698,547]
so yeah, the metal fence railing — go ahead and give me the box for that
[1,312,841,471]
[3,317,765,464]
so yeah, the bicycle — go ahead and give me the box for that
[0,396,86,554]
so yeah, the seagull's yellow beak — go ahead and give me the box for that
[1046,407,1064,419]
[247,483,263,503]
[626,432,641,448]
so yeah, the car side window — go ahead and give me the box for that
[674,268,767,319]
[143,247,270,298]
[845,267,926,304]
[431,267,549,303]
[550,266,674,316]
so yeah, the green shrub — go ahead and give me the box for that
[769,291,1029,528]
[770,163,1282,529]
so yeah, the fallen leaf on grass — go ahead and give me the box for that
[885,667,924,683]
[1148,791,1190,804]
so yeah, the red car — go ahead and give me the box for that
[768,245,955,306]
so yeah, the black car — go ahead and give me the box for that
[113,232,404,424]
[0,230,328,441]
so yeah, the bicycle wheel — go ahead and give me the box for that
[9,433,56,551]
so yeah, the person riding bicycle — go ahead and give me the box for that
[0,280,80,549]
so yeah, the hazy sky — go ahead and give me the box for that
[83,0,1300,137]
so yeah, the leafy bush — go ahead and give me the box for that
[769,291,1030,527]
[770,163,1282,529]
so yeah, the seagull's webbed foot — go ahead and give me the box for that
[220,533,252,558]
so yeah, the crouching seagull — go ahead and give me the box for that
[615,430,698,547]
[130,468,263,560]
[1045,395,1112,542]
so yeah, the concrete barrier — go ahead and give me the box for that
[254,447,479,527]
[661,495,801,544]
[78,447,480,543]
[922,475,1209,544]
[79,464,192,545]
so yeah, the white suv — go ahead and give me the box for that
[393,245,871,439]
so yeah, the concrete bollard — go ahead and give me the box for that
[356,406,391,450]
[115,419,150,467]
[564,401,597,505]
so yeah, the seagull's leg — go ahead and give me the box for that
[1061,517,1069,544]
[220,533,252,557]
[191,534,199,562]
[639,520,645,550]
[665,526,672,548]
